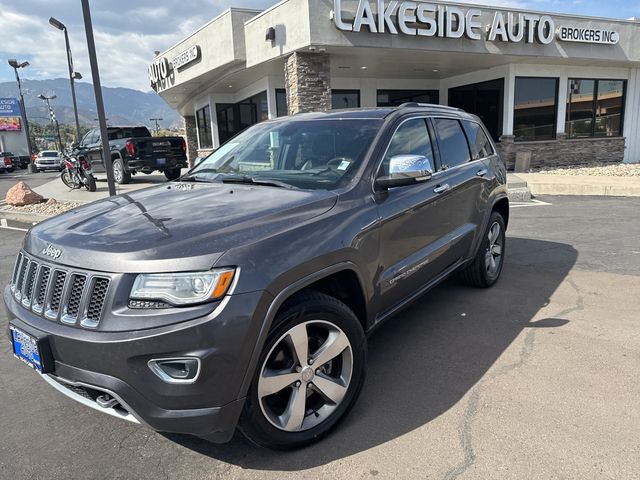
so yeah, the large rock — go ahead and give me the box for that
[5,182,43,206]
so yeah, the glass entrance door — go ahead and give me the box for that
[449,79,504,141]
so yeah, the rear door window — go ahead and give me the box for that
[433,118,471,169]
[462,121,494,160]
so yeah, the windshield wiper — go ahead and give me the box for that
[219,175,297,189]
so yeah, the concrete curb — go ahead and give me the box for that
[0,207,50,225]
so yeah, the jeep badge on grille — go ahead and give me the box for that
[42,244,62,260]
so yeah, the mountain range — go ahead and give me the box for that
[0,78,181,129]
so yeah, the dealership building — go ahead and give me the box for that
[150,0,640,167]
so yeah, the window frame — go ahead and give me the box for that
[566,78,627,139]
[513,76,559,142]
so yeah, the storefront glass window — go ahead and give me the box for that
[449,79,504,142]
[331,90,360,109]
[513,77,558,141]
[276,89,287,117]
[566,79,625,138]
[196,105,212,149]
[216,91,269,144]
[377,90,439,106]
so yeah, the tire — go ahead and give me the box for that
[61,170,75,189]
[83,172,97,192]
[460,211,506,288]
[164,167,181,181]
[112,158,130,184]
[7,168,14,173]
[238,291,367,450]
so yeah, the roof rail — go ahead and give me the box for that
[397,102,464,112]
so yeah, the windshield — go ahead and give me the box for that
[41,151,59,157]
[188,118,382,190]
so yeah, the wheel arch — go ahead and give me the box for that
[238,262,368,400]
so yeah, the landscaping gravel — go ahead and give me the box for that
[3,199,83,217]
[534,163,640,177]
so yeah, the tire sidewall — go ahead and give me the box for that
[240,295,367,449]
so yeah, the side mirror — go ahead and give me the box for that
[376,154,433,189]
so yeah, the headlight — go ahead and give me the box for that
[130,268,235,306]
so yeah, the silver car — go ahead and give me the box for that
[35,150,64,172]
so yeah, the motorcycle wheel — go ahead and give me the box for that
[83,172,97,192]
[61,170,75,189]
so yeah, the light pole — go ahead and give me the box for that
[8,59,35,171]
[38,94,64,153]
[150,117,163,135]
[80,0,116,196]
[49,16,82,144]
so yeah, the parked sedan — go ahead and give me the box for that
[35,150,64,172]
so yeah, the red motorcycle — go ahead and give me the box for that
[61,154,97,192]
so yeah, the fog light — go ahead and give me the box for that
[148,357,201,384]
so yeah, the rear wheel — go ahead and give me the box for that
[460,211,506,288]
[112,158,130,184]
[239,292,366,449]
[164,167,181,181]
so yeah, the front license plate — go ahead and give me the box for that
[10,326,44,372]
[157,158,166,166]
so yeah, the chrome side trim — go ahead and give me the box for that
[40,374,141,424]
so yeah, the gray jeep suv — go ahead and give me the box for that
[5,104,508,449]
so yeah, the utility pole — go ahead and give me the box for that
[38,94,64,153]
[81,0,116,196]
[150,117,163,135]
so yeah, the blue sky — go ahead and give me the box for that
[0,0,638,92]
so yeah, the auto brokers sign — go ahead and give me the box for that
[332,0,619,45]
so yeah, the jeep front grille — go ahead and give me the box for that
[10,251,111,329]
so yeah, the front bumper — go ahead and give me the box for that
[4,286,272,442]
[35,162,62,170]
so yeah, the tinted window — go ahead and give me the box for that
[377,90,440,106]
[81,130,96,145]
[382,118,434,175]
[433,118,471,168]
[196,105,213,148]
[514,77,558,141]
[462,121,494,160]
[276,89,287,117]
[565,79,625,138]
[108,127,151,140]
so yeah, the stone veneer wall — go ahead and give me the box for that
[497,134,626,170]
[183,115,198,167]
[285,52,331,115]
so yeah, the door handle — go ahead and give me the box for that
[476,168,488,177]
[433,184,450,194]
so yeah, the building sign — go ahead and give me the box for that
[332,0,618,46]
[171,45,201,70]
[556,26,619,44]
[0,98,22,132]
[148,57,173,91]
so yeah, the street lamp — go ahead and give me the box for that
[7,59,35,171]
[37,94,64,153]
[49,16,82,143]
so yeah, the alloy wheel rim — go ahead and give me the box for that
[485,221,503,276]
[114,162,122,182]
[257,320,353,432]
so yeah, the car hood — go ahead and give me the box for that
[23,182,338,273]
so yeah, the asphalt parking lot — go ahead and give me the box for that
[1,195,639,480]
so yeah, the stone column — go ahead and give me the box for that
[183,115,198,167]
[284,52,331,115]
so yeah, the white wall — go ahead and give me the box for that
[624,68,640,163]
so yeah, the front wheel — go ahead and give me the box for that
[460,211,506,288]
[239,292,367,450]
[164,167,181,181]
[60,169,75,189]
